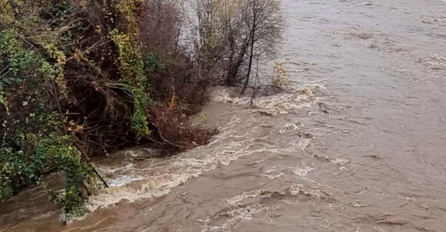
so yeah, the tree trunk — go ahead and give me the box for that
[226,40,249,85]
[240,18,256,95]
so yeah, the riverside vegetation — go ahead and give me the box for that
[0,0,284,218]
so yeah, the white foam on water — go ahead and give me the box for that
[212,85,324,116]
[292,166,315,178]
[67,82,325,224]
[69,114,275,220]
[264,169,286,180]
[108,175,144,187]
[289,184,332,200]
[279,122,302,134]
[225,190,264,205]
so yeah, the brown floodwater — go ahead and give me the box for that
[2,0,446,231]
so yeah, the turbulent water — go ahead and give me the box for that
[2,0,446,231]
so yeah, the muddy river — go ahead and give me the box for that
[1,0,446,231]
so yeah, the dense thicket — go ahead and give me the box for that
[0,0,283,217]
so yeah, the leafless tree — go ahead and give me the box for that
[239,0,284,94]
[140,0,183,54]
[193,0,284,92]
